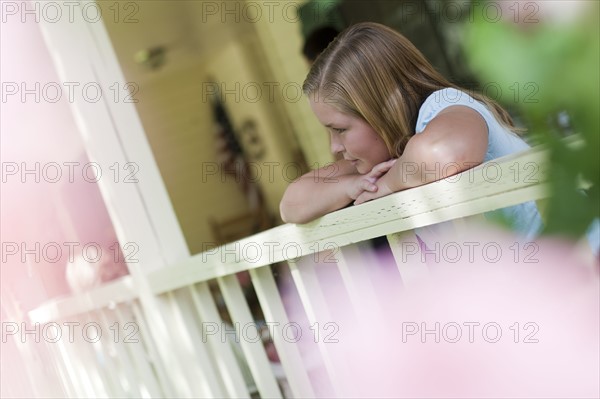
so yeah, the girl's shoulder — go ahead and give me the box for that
[416,88,531,161]
[416,88,488,134]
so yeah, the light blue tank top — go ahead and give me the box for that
[414,88,543,240]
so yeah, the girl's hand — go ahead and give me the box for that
[354,159,398,205]
[346,173,379,200]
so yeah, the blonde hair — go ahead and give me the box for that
[303,22,519,157]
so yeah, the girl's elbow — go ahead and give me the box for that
[279,201,301,224]
[280,201,314,224]
[279,202,292,224]
[279,189,294,223]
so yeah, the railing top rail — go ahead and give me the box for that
[29,276,137,324]
[147,144,550,291]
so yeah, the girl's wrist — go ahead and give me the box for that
[378,164,401,193]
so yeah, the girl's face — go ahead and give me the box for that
[309,97,391,174]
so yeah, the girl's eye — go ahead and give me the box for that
[332,128,346,134]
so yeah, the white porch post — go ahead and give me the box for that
[36,1,188,270]
[35,1,212,396]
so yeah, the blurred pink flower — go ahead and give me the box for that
[286,226,599,398]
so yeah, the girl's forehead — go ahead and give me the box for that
[309,97,347,121]
[310,97,346,117]
[308,91,344,111]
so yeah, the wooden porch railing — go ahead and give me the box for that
[21,139,561,398]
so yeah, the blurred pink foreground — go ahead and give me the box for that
[281,227,599,398]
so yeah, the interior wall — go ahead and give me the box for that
[132,63,253,253]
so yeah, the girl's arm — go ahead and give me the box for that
[355,105,489,204]
[280,159,396,223]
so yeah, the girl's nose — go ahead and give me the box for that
[329,132,344,154]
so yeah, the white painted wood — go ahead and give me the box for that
[2,288,66,398]
[288,258,354,398]
[40,339,77,398]
[217,274,283,398]
[189,283,251,398]
[28,276,136,324]
[131,300,176,398]
[113,304,163,398]
[5,330,64,398]
[333,243,384,321]
[390,215,488,285]
[37,1,188,273]
[73,313,123,397]
[55,339,88,398]
[386,231,429,286]
[84,3,189,266]
[249,265,315,398]
[36,7,201,395]
[125,287,195,397]
[67,314,112,398]
[79,344,114,399]
[152,290,223,398]
[168,289,228,398]
[56,335,98,398]
[95,308,141,398]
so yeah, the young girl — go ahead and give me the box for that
[280,22,542,239]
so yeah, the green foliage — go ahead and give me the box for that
[463,2,599,238]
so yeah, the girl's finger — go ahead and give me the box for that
[362,181,377,191]
[373,158,397,174]
[370,164,388,176]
